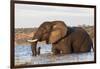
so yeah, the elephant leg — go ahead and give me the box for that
[61,39,72,54]
[61,47,72,54]
[79,38,92,53]
[52,38,72,55]
[61,50,68,54]
[52,47,60,55]
[79,45,91,53]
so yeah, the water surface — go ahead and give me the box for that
[15,44,94,66]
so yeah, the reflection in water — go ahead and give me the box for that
[15,44,94,66]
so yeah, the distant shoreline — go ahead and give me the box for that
[15,26,94,46]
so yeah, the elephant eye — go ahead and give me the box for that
[52,28,58,31]
[43,30,48,34]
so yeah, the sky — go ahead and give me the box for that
[15,4,94,28]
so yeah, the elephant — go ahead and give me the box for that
[37,47,41,55]
[27,21,93,56]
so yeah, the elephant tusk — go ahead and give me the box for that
[27,39,38,42]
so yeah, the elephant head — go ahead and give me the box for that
[49,21,68,44]
[28,21,68,56]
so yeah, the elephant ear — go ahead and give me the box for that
[49,21,68,43]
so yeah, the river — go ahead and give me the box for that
[15,43,94,66]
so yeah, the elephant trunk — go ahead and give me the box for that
[31,41,38,56]
[28,32,42,56]
[27,39,39,56]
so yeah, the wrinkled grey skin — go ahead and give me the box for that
[30,21,93,56]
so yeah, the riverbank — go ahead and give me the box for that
[15,26,94,45]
